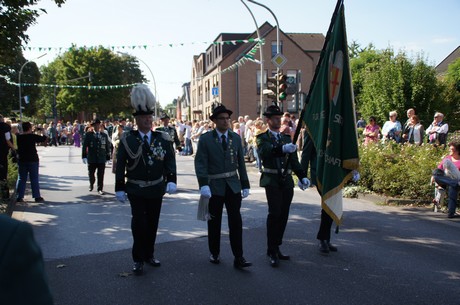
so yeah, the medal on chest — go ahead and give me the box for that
[215,136,236,164]
[138,136,166,166]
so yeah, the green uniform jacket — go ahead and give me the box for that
[156,126,181,149]
[256,130,306,188]
[194,129,250,196]
[0,215,53,305]
[115,130,176,199]
[82,131,111,163]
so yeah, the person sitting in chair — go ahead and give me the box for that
[431,141,460,218]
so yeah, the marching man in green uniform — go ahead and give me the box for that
[82,118,111,195]
[115,84,177,276]
[194,105,252,269]
[256,105,310,267]
[156,113,182,153]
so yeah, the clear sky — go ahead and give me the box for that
[23,0,460,107]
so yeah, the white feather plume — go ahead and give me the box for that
[130,84,156,113]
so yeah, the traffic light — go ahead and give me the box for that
[278,73,287,101]
[266,73,288,101]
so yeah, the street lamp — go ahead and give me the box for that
[117,51,158,119]
[247,0,281,104]
[240,0,264,113]
[18,53,47,122]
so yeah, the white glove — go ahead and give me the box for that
[298,178,311,190]
[241,188,250,198]
[82,158,87,164]
[282,143,297,154]
[200,185,212,198]
[115,191,127,203]
[166,182,177,194]
[352,170,360,182]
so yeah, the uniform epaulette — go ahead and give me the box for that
[154,130,172,141]
[125,130,138,139]
[256,130,269,138]
[281,133,291,139]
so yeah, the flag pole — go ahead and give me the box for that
[282,0,344,179]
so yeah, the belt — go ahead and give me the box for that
[127,177,163,188]
[263,168,292,174]
[208,171,237,179]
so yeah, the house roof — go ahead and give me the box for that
[286,33,325,52]
[435,45,460,75]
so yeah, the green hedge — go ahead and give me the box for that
[0,156,18,214]
[357,142,448,202]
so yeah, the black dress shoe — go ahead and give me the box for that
[277,250,290,260]
[132,262,144,275]
[268,253,279,267]
[327,242,338,252]
[448,213,459,219]
[145,258,161,267]
[209,254,220,264]
[319,240,330,255]
[34,197,45,203]
[233,257,252,269]
[89,185,94,191]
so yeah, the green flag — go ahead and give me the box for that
[303,1,359,225]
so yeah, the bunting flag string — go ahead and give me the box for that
[23,38,264,53]
[0,75,137,90]
[220,40,263,75]
[3,40,264,87]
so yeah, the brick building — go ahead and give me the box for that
[189,22,324,121]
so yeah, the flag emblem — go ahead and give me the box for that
[329,51,343,105]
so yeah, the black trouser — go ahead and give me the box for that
[316,209,333,241]
[207,185,243,258]
[50,136,58,146]
[87,163,105,191]
[265,186,294,254]
[0,152,8,180]
[128,194,163,262]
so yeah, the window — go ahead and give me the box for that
[271,41,283,58]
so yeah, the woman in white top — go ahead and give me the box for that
[406,115,424,145]
[381,111,402,143]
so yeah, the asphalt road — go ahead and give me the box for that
[12,145,460,305]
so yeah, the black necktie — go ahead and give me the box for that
[221,134,227,151]
[143,135,149,148]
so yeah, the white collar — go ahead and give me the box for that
[216,129,229,138]
[138,130,152,140]
[269,129,280,138]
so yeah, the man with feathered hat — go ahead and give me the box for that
[115,84,177,275]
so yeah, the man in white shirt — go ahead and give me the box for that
[426,112,448,145]
[183,121,193,155]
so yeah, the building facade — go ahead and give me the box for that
[190,22,324,120]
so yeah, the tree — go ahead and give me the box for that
[37,46,145,121]
[351,47,443,127]
[440,57,460,130]
[0,50,41,117]
[0,0,65,65]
